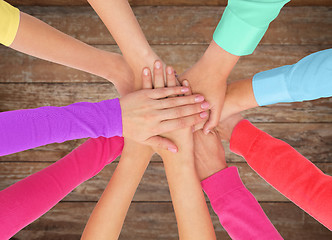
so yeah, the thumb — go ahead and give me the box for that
[203,108,220,135]
[193,120,205,132]
[145,135,178,153]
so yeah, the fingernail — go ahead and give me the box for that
[155,61,161,69]
[195,95,204,102]
[204,129,210,135]
[201,102,209,109]
[167,67,173,75]
[168,147,177,153]
[183,80,189,87]
[143,68,149,76]
[181,87,189,93]
[200,112,208,118]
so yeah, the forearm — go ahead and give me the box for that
[88,0,158,79]
[222,49,332,120]
[220,78,257,121]
[201,166,282,239]
[0,99,122,156]
[0,136,124,239]
[9,12,128,85]
[160,149,215,240]
[82,141,152,240]
[230,120,332,230]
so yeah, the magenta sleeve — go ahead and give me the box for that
[0,136,124,238]
[201,166,282,239]
[0,98,123,156]
[230,120,332,230]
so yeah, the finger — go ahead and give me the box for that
[159,101,210,120]
[182,80,193,96]
[159,112,208,134]
[203,108,221,135]
[142,67,153,89]
[193,120,205,132]
[145,135,178,153]
[166,66,177,87]
[153,60,165,88]
[158,94,206,109]
[147,86,190,99]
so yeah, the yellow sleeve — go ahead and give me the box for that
[0,0,20,46]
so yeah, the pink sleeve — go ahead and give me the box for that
[201,166,282,239]
[230,120,332,230]
[0,98,123,156]
[0,136,124,239]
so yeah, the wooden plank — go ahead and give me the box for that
[1,45,330,83]
[0,123,331,163]
[1,162,331,202]
[12,202,332,240]
[0,83,331,122]
[7,0,332,7]
[12,6,332,45]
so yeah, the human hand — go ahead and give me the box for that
[193,129,227,181]
[149,60,208,154]
[104,53,135,96]
[120,63,210,151]
[219,78,258,122]
[216,113,244,142]
[179,40,239,134]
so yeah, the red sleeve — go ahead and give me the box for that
[230,120,332,230]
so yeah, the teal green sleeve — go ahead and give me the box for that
[213,0,290,56]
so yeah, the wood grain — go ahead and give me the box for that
[1,45,330,83]
[1,162,331,202]
[12,202,332,240]
[11,6,332,45]
[7,0,332,6]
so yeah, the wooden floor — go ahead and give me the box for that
[1,0,332,239]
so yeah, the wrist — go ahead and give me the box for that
[201,40,240,76]
[226,78,258,112]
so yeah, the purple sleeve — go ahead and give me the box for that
[0,98,123,156]
[0,136,124,238]
[201,166,283,240]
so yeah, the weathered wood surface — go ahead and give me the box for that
[7,0,332,6]
[0,123,331,163]
[10,6,332,45]
[1,162,331,202]
[1,45,330,83]
[1,82,331,122]
[12,202,332,240]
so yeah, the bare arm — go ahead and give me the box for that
[87,0,164,88]
[154,68,215,239]
[9,11,133,94]
[81,139,153,240]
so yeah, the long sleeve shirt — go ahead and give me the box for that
[0,136,124,239]
[213,0,290,56]
[0,99,123,156]
[201,166,283,240]
[230,120,332,230]
[252,48,332,106]
[0,0,19,46]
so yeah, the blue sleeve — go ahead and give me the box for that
[252,49,332,106]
